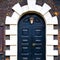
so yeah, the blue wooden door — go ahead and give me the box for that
[18,14,45,60]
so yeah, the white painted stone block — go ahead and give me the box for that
[53,40,58,45]
[5,46,17,56]
[5,40,10,45]
[46,39,58,45]
[51,16,58,24]
[5,50,10,55]
[8,35,17,45]
[5,30,17,35]
[53,50,58,56]
[11,12,20,24]
[46,25,53,30]
[5,16,11,24]
[5,25,17,35]
[22,5,29,13]
[27,0,36,10]
[46,29,58,35]
[10,25,17,33]
[46,46,53,54]
[46,56,53,60]
[10,46,17,55]
[46,35,53,41]
[46,35,58,45]
[5,36,17,45]
[46,46,58,55]
[46,25,58,35]
[44,12,58,24]
[5,15,20,24]
[12,3,22,15]
[40,3,51,15]
[34,5,42,13]
[10,56,17,60]
[44,12,53,24]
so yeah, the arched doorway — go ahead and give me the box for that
[18,13,46,60]
[5,2,58,60]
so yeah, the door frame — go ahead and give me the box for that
[5,2,58,60]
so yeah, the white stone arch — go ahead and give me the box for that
[5,0,58,60]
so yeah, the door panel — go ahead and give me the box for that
[18,14,45,60]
